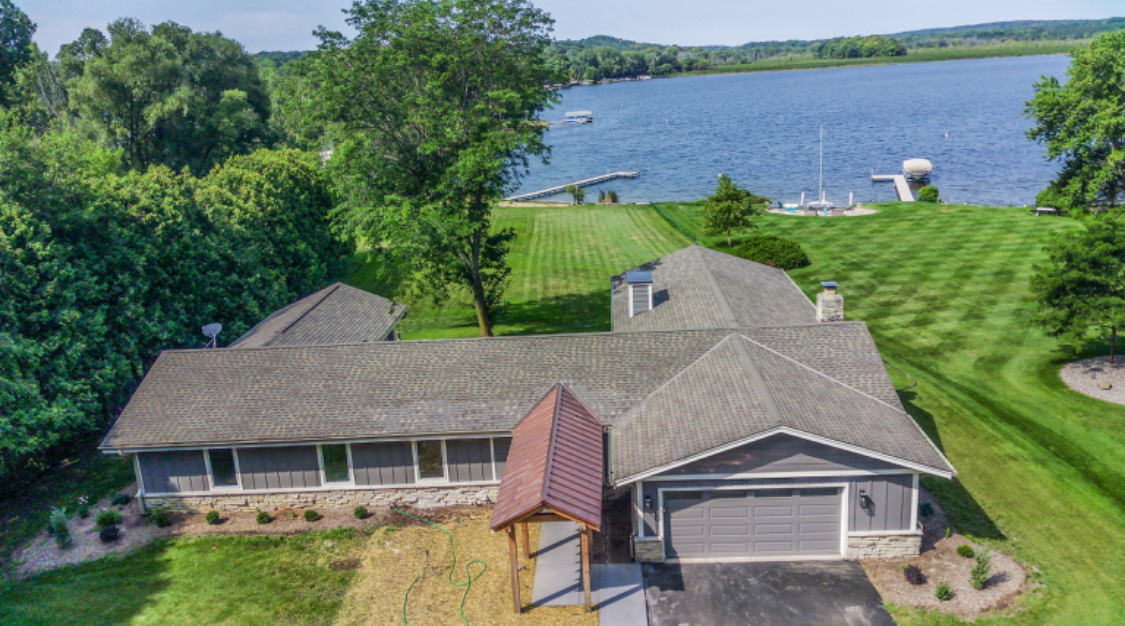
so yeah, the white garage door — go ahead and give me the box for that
[662,487,841,559]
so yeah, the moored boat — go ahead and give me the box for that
[903,158,933,182]
[563,110,593,124]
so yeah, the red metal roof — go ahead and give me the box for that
[489,382,604,531]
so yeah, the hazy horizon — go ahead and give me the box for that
[21,0,1124,56]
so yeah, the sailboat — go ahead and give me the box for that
[807,126,832,212]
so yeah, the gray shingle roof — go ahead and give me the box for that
[230,283,405,348]
[611,246,817,332]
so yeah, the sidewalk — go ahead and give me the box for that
[530,522,647,626]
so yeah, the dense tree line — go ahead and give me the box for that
[0,3,346,490]
[813,35,906,60]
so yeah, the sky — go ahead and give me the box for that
[22,0,1124,56]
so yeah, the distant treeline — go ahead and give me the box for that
[813,36,906,60]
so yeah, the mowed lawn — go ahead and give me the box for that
[659,201,1125,625]
[346,204,692,338]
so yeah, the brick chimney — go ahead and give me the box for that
[817,281,843,322]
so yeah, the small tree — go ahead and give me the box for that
[1031,216,1125,363]
[565,184,585,205]
[597,189,606,204]
[701,174,766,247]
[607,189,619,204]
[918,185,940,203]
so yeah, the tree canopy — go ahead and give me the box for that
[0,0,34,106]
[288,0,558,336]
[700,174,767,247]
[1026,31,1125,211]
[1030,215,1125,363]
[60,19,273,175]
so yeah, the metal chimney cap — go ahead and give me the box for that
[626,271,653,284]
[821,281,839,291]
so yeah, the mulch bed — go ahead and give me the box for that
[1060,356,1125,406]
[863,488,1031,620]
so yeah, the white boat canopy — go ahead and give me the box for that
[903,158,933,174]
[565,110,593,118]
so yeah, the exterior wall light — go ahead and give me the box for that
[858,489,873,510]
[643,495,653,513]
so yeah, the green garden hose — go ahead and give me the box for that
[392,506,487,626]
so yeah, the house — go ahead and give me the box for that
[100,245,954,562]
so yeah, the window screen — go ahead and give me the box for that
[209,449,238,488]
[417,441,445,480]
[322,444,350,483]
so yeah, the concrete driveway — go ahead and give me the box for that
[642,561,895,626]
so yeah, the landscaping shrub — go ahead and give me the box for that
[918,501,934,517]
[205,510,221,525]
[304,510,320,522]
[918,185,940,203]
[48,507,71,548]
[935,582,953,601]
[148,506,171,528]
[95,509,123,529]
[734,235,811,270]
[112,493,132,507]
[256,511,271,525]
[903,563,925,585]
[354,506,369,520]
[77,501,90,519]
[956,543,975,558]
[99,525,120,543]
[970,549,992,590]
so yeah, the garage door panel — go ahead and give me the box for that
[664,487,842,559]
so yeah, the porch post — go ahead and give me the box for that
[508,526,521,614]
[521,522,531,559]
[580,524,592,612]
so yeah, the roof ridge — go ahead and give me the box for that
[730,332,784,428]
[700,261,741,327]
[612,333,739,431]
[267,283,341,345]
[739,334,908,415]
[539,383,564,505]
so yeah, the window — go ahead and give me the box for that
[209,449,238,488]
[416,440,446,481]
[322,444,350,483]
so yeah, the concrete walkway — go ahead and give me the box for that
[531,522,648,626]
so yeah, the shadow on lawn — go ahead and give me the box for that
[496,292,612,336]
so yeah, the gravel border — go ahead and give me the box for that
[1060,356,1125,406]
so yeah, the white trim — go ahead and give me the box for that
[204,448,242,491]
[643,468,915,481]
[656,483,848,559]
[489,438,498,482]
[846,529,923,537]
[616,427,953,486]
[414,439,449,483]
[910,472,920,531]
[647,284,653,312]
[317,443,355,487]
[669,554,846,565]
[840,482,850,555]
[628,285,634,318]
[111,432,510,454]
[141,480,503,498]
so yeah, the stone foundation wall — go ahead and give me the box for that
[846,532,922,559]
[144,485,498,513]
[633,537,664,563]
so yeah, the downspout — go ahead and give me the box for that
[604,426,614,486]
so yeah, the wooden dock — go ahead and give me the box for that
[871,173,914,202]
[504,171,639,202]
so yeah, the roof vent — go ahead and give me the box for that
[626,271,653,317]
[817,281,843,322]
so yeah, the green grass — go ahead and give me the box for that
[346,204,692,338]
[658,201,1125,625]
[0,528,368,626]
[676,40,1083,78]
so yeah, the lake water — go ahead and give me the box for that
[516,55,1071,206]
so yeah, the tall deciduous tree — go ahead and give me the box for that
[60,19,272,175]
[1031,216,1125,363]
[701,174,766,247]
[288,0,558,336]
[0,0,35,107]
[1026,31,1125,211]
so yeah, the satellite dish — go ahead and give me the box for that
[202,323,222,349]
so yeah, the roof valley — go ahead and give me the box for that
[731,333,783,428]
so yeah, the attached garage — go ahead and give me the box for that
[661,487,842,560]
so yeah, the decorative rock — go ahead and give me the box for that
[847,532,922,559]
[1098,381,1112,390]
[144,485,499,513]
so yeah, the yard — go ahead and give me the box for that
[4,201,1125,625]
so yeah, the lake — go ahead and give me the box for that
[516,55,1071,206]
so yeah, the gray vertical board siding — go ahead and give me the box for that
[661,434,899,476]
[850,474,914,532]
[138,451,210,493]
[237,446,322,490]
[493,437,512,479]
[351,442,416,486]
[640,476,851,537]
[445,439,494,483]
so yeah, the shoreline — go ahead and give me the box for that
[565,43,1077,87]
